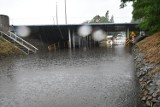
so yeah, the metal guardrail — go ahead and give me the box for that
[0,31,38,54]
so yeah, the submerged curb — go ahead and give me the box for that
[133,46,160,107]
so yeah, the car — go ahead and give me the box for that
[114,34,126,45]
[106,35,114,45]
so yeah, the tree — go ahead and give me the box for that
[83,11,114,24]
[105,10,109,20]
[89,15,110,23]
[110,15,114,23]
[120,0,133,8]
[121,0,160,34]
[92,15,101,23]
[133,0,160,33]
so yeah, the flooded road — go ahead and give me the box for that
[0,45,142,107]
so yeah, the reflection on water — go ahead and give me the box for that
[0,46,142,107]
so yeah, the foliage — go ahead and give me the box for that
[83,11,114,24]
[133,0,160,34]
[110,15,114,23]
[121,0,133,3]
[120,0,133,8]
[89,15,110,23]
[121,0,160,34]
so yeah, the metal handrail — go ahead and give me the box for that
[8,31,38,52]
[0,31,38,54]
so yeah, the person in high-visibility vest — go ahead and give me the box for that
[132,36,135,44]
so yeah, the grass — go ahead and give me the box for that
[136,32,160,75]
[0,37,23,57]
[136,32,160,64]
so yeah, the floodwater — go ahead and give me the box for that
[0,45,142,107]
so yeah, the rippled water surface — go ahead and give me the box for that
[0,46,142,107]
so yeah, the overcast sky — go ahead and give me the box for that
[0,0,133,25]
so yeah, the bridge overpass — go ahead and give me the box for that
[14,23,140,49]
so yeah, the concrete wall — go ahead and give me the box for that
[0,15,10,32]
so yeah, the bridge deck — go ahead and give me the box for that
[14,23,140,45]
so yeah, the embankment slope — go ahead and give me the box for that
[133,32,160,107]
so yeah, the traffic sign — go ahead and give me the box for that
[126,38,130,46]
[130,32,136,37]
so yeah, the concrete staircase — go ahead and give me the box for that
[0,31,38,54]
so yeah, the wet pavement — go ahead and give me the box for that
[0,45,142,107]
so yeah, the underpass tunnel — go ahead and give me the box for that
[12,23,140,51]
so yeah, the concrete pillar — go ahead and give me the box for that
[126,28,130,38]
[93,39,96,47]
[78,37,81,48]
[68,29,71,48]
[89,35,92,48]
[86,36,88,48]
[72,32,75,48]
[82,37,86,48]
[81,37,83,47]
[88,36,90,48]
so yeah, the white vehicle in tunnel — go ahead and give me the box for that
[114,34,126,45]
[106,35,113,45]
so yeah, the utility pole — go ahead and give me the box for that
[52,16,55,24]
[64,0,67,24]
[56,2,58,25]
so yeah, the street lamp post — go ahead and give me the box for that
[52,16,55,24]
